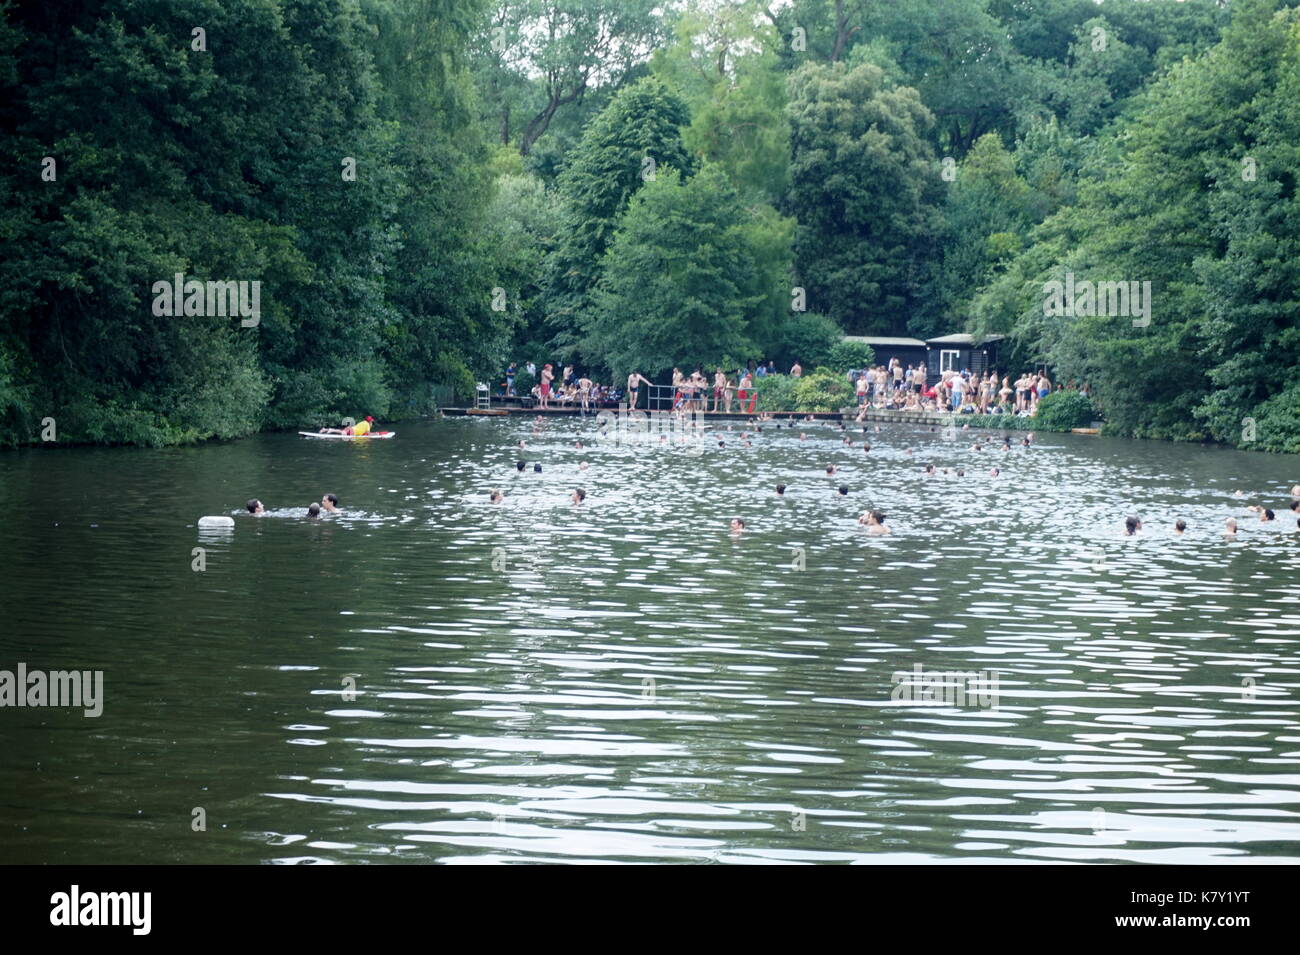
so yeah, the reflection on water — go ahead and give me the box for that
[1,416,1298,864]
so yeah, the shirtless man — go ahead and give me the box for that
[713,368,732,413]
[859,510,891,534]
[689,367,709,413]
[577,375,593,415]
[626,371,650,412]
[321,493,341,513]
[539,364,554,410]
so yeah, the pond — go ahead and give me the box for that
[1,415,1298,864]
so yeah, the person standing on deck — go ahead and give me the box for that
[539,364,554,410]
[626,371,650,412]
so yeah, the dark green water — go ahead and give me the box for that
[2,416,1298,864]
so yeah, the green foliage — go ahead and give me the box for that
[431,352,478,405]
[513,369,537,396]
[776,313,842,369]
[1032,390,1095,430]
[1249,381,1300,454]
[752,373,797,412]
[0,0,492,446]
[827,340,876,371]
[792,367,851,413]
[584,164,763,378]
[544,78,693,351]
[786,61,944,334]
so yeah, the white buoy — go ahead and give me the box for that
[198,516,235,528]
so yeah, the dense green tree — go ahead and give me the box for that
[786,61,944,335]
[583,164,766,378]
[542,78,692,354]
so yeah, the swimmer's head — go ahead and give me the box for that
[516,460,526,472]
[924,464,935,474]
[776,484,786,495]
[1262,509,1275,521]
[323,493,339,508]
[1125,515,1141,535]
[307,502,321,518]
[1175,519,1187,533]
[955,469,965,477]
[867,509,886,526]
[1225,518,1238,533]
[862,444,870,452]
[571,488,585,504]
[826,465,835,474]
[533,463,542,473]
[838,485,848,496]
[490,489,503,503]
[730,517,745,532]
[246,499,263,514]
[990,468,999,477]
[579,461,589,470]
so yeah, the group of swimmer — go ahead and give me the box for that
[1123,490,1300,538]
[244,493,341,519]
[490,414,1300,544]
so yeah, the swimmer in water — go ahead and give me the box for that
[307,502,321,518]
[800,433,807,441]
[924,464,935,476]
[321,493,340,513]
[776,484,786,496]
[859,509,890,534]
[1021,437,1031,447]
[1247,505,1275,521]
[1174,519,1187,535]
[1224,517,1238,537]
[533,463,542,473]
[730,517,745,534]
[989,467,1000,477]
[571,488,586,505]
[246,499,264,514]
[579,461,589,471]
[490,489,503,503]
[1292,484,1300,498]
[516,460,526,472]
[955,468,965,477]
[826,465,837,476]
[838,485,848,496]
[862,444,871,453]
[1124,515,1142,536]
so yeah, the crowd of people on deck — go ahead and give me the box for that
[502,355,1089,419]
[851,360,1086,419]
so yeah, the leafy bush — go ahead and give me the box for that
[777,313,841,369]
[1032,390,1095,430]
[827,340,876,372]
[431,352,478,405]
[513,369,537,396]
[792,367,851,412]
[1249,381,1300,453]
[752,373,797,411]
